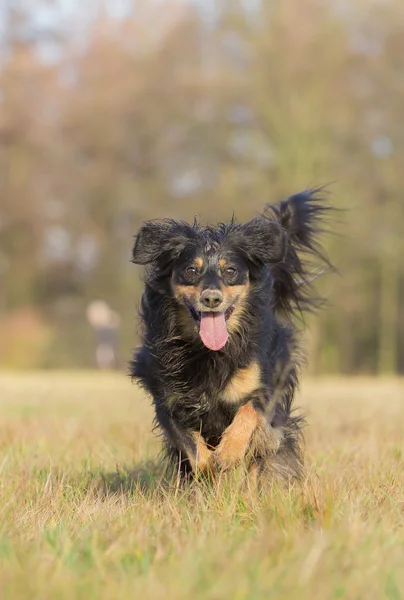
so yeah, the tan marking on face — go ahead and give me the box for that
[176,304,198,339]
[219,258,227,269]
[170,279,201,337]
[221,362,261,404]
[222,281,249,304]
[194,257,204,269]
[212,401,261,468]
[172,282,203,302]
[225,283,250,334]
[226,309,244,334]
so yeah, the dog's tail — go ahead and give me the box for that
[264,187,335,315]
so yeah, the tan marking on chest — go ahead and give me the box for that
[221,362,261,404]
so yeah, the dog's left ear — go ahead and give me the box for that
[132,219,195,265]
[238,217,287,266]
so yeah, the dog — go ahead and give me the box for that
[130,189,333,485]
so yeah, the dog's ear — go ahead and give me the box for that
[132,219,196,265]
[238,217,287,266]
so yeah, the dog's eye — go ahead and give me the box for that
[184,266,197,280]
[224,267,237,278]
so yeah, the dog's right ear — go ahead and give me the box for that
[132,219,196,265]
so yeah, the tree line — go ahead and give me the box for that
[0,0,403,373]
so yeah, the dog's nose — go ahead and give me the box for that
[200,289,223,309]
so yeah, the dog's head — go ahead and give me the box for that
[132,217,286,351]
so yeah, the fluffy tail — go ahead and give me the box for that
[264,187,335,315]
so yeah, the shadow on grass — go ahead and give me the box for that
[91,461,219,499]
[92,460,173,497]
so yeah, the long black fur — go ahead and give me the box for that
[130,188,333,483]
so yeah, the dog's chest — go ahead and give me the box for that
[219,362,261,405]
[167,359,261,410]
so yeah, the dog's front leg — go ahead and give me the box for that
[211,401,261,470]
[188,430,213,474]
[156,406,212,474]
[212,392,279,471]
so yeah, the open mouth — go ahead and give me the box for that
[185,302,235,351]
[187,305,234,323]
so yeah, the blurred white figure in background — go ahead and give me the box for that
[86,300,120,369]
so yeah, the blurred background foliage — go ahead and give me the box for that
[0,0,403,373]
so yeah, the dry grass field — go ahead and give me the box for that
[0,372,403,599]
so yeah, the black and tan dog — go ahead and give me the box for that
[130,189,333,485]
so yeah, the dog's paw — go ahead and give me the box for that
[211,433,247,471]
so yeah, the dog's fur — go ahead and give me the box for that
[130,189,333,485]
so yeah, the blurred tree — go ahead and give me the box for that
[0,0,403,372]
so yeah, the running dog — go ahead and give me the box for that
[130,189,333,484]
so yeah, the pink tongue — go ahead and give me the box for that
[199,312,228,351]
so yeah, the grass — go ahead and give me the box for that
[0,372,403,599]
